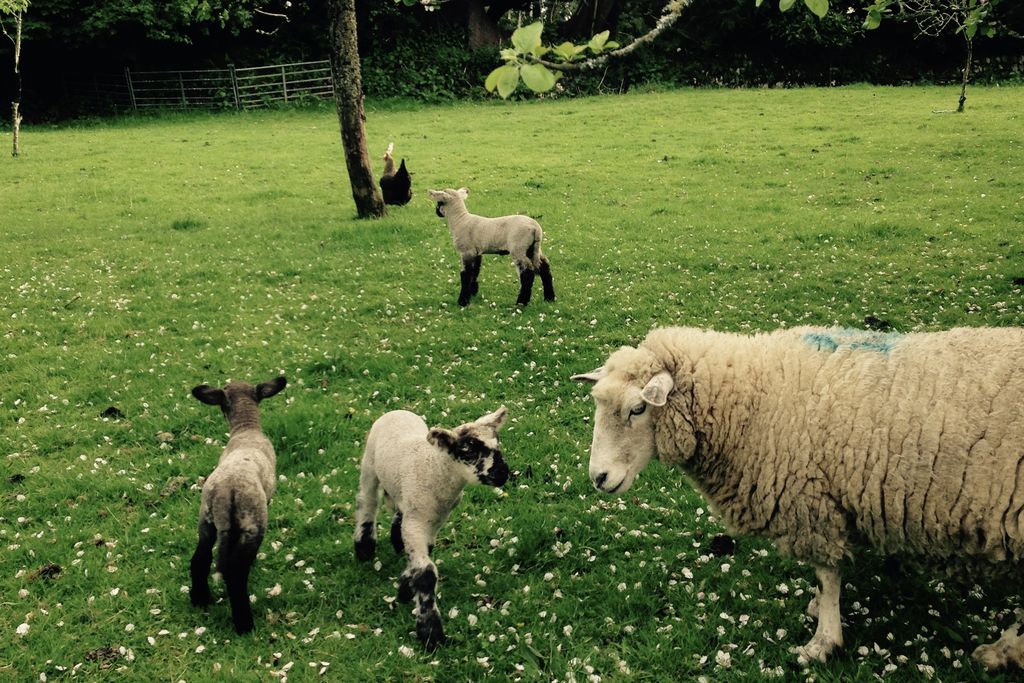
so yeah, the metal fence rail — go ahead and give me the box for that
[120,60,334,112]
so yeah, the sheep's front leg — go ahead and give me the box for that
[469,256,481,296]
[190,518,216,607]
[353,463,380,562]
[397,517,445,648]
[793,564,843,663]
[458,257,475,307]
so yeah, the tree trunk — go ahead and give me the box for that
[326,0,385,219]
[9,10,22,158]
[561,0,621,39]
[467,0,503,50]
[957,32,972,113]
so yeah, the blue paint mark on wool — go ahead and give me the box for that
[803,328,903,355]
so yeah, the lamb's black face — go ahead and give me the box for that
[435,202,446,218]
[453,435,509,487]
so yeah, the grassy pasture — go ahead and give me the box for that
[1,85,1023,682]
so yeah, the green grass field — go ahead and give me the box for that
[1,84,1023,682]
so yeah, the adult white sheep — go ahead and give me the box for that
[190,376,287,634]
[427,187,555,307]
[572,326,1024,670]
[354,406,510,648]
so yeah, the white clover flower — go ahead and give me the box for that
[715,650,732,668]
[16,623,30,637]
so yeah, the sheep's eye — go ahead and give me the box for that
[629,404,646,417]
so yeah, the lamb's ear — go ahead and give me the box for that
[427,189,445,201]
[192,385,226,406]
[640,371,674,407]
[571,366,607,384]
[256,376,287,401]
[427,427,457,453]
[476,405,508,431]
[457,187,469,200]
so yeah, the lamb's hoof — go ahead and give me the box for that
[190,585,211,608]
[457,299,470,307]
[397,576,414,604]
[416,614,445,650]
[233,615,255,635]
[972,623,1024,671]
[354,537,376,562]
[791,635,839,663]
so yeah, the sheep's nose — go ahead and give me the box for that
[594,472,608,490]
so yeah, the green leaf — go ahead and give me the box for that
[604,40,620,50]
[551,41,578,61]
[520,63,557,93]
[588,30,610,53]
[512,21,544,55]
[964,21,978,39]
[756,0,765,6]
[804,0,828,18]
[864,8,882,29]
[487,65,519,98]
[779,0,797,11]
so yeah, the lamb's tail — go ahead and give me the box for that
[213,488,266,575]
[526,225,544,269]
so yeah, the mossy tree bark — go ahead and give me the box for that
[957,32,973,113]
[327,0,385,219]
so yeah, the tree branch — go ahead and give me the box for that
[528,0,687,73]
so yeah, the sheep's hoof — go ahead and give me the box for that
[354,537,376,562]
[457,298,470,307]
[233,614,255,635]
[397,576,414,603]
[791,635,839,663]
[417,614,445,649]
[190,585,211,607]
[972,623,1024,671]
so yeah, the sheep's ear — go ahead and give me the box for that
[427,190,444,201]
[427,428,457,453]
[476,405,508,431]
[571,367,607,384]
[192,385,226,406]
[457,187,469,199]
[256,376,287,401]
[640,371,674,407]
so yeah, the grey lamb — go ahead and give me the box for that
[189,376,287,634]
[428,187,554,307]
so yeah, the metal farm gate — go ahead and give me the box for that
[122,60,334,111]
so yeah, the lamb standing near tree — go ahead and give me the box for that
[428,187,555,307]
[572,326,1024,670]
[354,406,511,648]
[189,376,287,634]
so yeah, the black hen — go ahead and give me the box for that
[380,142,412,206]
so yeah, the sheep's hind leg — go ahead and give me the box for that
[190,518,216,607]
[390,510,405,554]
[538,258,555,301]
[516,265,536,306]
[973,621,1024,671]
[222,529,264,635]
[792,564,843,663]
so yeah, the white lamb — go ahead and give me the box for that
[572,326,1024,670]
[189,376,287,634]
[427,187,555,307]
[354,406,510,648]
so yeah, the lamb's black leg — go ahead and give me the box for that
[516,267,536,306]
[413,564,445,649]
[538,259,555,301]
[390,511,405,555]
[458,259,474,307]
[190,519,216,607]
[470,256,482,296]
[354,521,376,562]
[223,530,263,635]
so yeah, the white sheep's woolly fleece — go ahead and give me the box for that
[603,325,1024,566]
